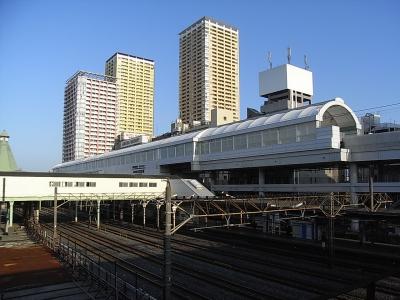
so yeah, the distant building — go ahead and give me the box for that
[105,52,155,138]
[179,17,240,126]
[62,71,117,162]
[361,113,400,134]
[0,130,18,171]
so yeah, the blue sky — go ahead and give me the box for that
[0,0,399,171]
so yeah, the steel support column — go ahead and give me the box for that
[97,200,101,230]
[53,187,57,241]
[9,201,14,228]
[131,204,135,224]
[172,205,177,229]
[369,165,374,211]
[262,212,267,233]
[34,209,39,224]
[258,168,265,197]
[164,180,172,300]
[156,203,161,231]
[142,202,148,228]
[349,163,358,205]
[75,201,78,222]
[328,193,335,267]
[328,216,335,267]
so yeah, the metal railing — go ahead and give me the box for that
[26,221,157,300]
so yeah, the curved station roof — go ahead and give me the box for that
[196,98,360,140]
[54,98,361,170]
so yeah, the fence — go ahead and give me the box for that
[26,221,157,300]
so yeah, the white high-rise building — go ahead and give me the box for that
[62,71,117,162]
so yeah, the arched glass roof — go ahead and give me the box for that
[53,98,361,170]
[196,98,360,140]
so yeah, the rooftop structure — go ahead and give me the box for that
[259,63,313,114]
[66,71,117,84]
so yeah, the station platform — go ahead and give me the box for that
[0,226,94,299]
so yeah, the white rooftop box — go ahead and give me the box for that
[259,64,313,97]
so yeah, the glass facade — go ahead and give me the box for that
[196,122,316,155]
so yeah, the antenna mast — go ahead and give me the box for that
[267,51,272,69]
[287,47,291,64]
[304,55,309,70]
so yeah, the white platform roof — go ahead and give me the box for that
[195,98,361,140]
[54,98,360,169]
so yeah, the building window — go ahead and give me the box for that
[168,146,175,158]
[263,129,278,147]
[221,136,233,152]
[119,182,128,187]
[176,144,184,157]
[234,134,247,150]
[210,139,221,153]
[248,132,262,148]
[139,182,148,187]
[200,141,210,155]
[149,182,157,187]
[161,147,168,159]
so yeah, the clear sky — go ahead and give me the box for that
[0,0,399,171]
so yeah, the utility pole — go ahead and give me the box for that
[328,192,335,268]
[369,164,374,211]
[53,187,58,243]
[164,180,172,300]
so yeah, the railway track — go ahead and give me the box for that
[33,207,400,299]
[39,223,205,300]
[98,222,353,296]
[53,222,283,300]
[333,275,400,300]
[98,220,400,299]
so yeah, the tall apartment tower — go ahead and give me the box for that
[179,17,240,125]
[105,52,155,138]
[62,71,117,162]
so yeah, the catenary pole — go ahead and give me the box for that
[164,180,172,300]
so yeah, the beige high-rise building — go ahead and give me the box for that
[62,71,117,162]
[179,17,240,125]
[105,52,155,137]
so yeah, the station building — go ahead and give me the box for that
[53,63,400,201]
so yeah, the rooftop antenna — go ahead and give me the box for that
[287,47,291,64]
[267,51,272,69]
[304,54,309,70]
